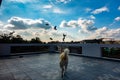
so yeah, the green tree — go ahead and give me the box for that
[30,37,42,43]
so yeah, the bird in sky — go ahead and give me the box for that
[50,37,53,40]
[45,23,49,26]
[54,26,57,30]
[63,33,66,42]
[9,31,15,35]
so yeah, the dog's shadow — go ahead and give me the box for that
[61,69,80,80]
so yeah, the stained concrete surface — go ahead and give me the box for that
[0,53,120,80]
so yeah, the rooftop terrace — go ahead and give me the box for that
[0,53,120,80]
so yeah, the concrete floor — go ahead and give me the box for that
[0,53,120,80]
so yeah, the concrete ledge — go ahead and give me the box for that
[69,53,120,62]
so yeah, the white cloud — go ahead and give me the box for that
[115,17,120,21]
[85,8,92,12]
[56,0,71,4]
[68,20,78,28]
[0,17,74,42]
[60,18,97,33]
[59,18,120,40]
[79,24,120,40]
[5,17,52,30]
[1,17,120,42]
[91,6,109,14]
[4,24,15,29]
[118,6,120,10]
[8,0,67,15]
[79,26,120,40]
[78,18,96,32]
[0,21,12,34]
[100,28,120,39]
[90,15,96,19]
[0,21,4,29]
[8,0,38,3]
[60,20,69,28]
[42,4,66,14]
[13,28,74,42]
[60,20,78,28]
[95,27,108,36]
[43,5,53,9]
[53,7,65,14]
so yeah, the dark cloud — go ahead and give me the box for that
[5,17,52,30]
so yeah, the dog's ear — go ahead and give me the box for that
[57,46,61,53]
[57,46,60,48]
[57,46,60,50]
[57,46,64,53]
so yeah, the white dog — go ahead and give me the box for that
[59,48,70,78]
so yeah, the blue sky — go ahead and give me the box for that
[0,0,120,42]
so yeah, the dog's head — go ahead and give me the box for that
[64,48,70,55]
[57,46,70,54]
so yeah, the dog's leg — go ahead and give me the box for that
[61,67,65,78]
[65,62,68,72]
[60,63,64,78]
[65,66,67,72]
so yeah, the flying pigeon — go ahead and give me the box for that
[45,23,49,26]
[54,26,57,30]
[63,34,66,41]
[63,34,66,38]
[9,31,15,35]
[50,37,53,40]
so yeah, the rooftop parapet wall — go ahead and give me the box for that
[0,43,120,58]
